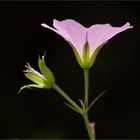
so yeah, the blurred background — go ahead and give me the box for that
[0,1,140,139]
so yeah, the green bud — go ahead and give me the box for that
[19,55,55,93]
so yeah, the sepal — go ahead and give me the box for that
[82,43,90,68]
[18,84,44,94]
[87,46,101,68]
[72,47,84,68]
[72,42,103,69]
[38,55,55,86]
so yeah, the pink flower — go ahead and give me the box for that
[41,19,133,68]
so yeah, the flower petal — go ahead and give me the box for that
[41,23,71,41]
[53,19,87,57]
[41,19,87,57]
[87,22,133,57]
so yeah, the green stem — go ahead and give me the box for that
[83,68,95,140]
[83,111,95,140]
[53,84,83,114]
[84,68,89,108]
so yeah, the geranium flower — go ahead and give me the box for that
[41,19,133,68]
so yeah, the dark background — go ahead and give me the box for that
[0,1,140,139]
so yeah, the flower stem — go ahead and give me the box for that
[53,84,83,114]
[83,111,95,140]
[84,68,89,108]
[83,68,95,140]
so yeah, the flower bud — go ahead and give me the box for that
[19,55,55,92]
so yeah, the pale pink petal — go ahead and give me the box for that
[41,23,70,41]
[41,20,87,57]
[53,19,87,57]
[88,22,133,57]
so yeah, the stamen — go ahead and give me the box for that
[23,63,35,73]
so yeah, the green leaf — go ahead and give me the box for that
[65,102,81,114]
